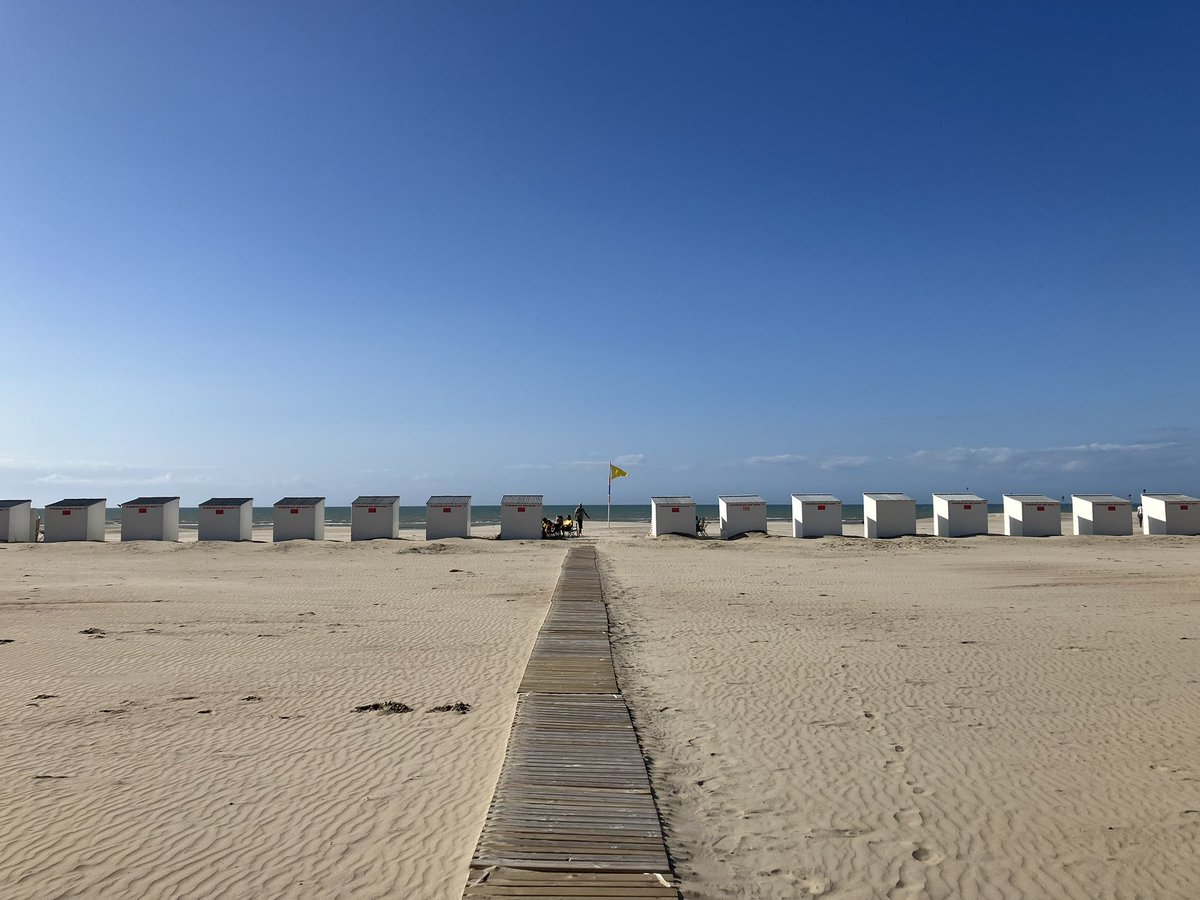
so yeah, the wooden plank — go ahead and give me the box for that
[464,547,678,898]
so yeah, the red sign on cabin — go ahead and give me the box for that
[139,508,147,514]
[964,504,972,510]
[443,507,451,513]
[1181,505,1190,511]
[817,504,826,510]
[1037,506,1045,512]
[215,509,225,515]
[290,509,299,514]
[368,507,377,513]
[1108,505,1116,511]
[671,507,680,513]
[517,507,525,513]
[62,510,71,516]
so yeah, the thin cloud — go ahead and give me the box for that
[1,456,216,473]
[34,471,213,487]
[747,453,809,465]
[744,453,868,468]
[909,441,1185,473]
[506,455,643,471]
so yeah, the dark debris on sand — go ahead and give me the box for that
[427,702,472,714]
[354,701,413,715]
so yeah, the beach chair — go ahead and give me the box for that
[563,517,575,537]
[696,516,708,536]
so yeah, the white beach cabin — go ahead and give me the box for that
[120,497,180,542]
[0,500,33,542]
[1141,493,1200,535]
[351,495,400,541]
[650,497,697,537]
[791,494,842,538]
[273,497,325,542]
[426,496,471,540]
[718,495,768,540]
[1072,494,1132,536]
[933,493,988,537]
[500,494,543,540]
[1003,494,1061,537]
[864,493,916,539]
[199,498,254,541]
[44,498,106,542]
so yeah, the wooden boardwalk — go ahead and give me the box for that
[465,545,678,899]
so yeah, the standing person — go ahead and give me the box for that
[574,502,590,535]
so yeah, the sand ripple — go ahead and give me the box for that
[603,527,1200,899]
[0,539,562,898]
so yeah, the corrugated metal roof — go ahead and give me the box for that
[792,493,840,503]
[1143,493,1200,503]
[502,494,543,505]
[275,497,324,507]
[46,498,105,509]
[934,493,986,502]
[864,492,913,501]
[651,496,695,505]
[352,495,400,506]
[719,495,766,504]
[1072,494,1128,504]
[0,499,32,509]
[427,495,471,506]
[1005,494,1058,503]
[200,498,253,507]
[120,496,180,507]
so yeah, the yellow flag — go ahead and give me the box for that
[609,463,628,480]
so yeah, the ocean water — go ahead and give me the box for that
[96,503,1030,528]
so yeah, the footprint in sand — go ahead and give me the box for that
[894,808,923,828]
[912,845,944,864]
[796,875,831,895]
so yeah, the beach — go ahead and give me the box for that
[0,533,559,898]
[3,520,1199,898]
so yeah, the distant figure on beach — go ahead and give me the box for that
[1137,504,1144,527]
[574,503,590,534]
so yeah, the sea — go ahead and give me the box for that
[98,503,1036,528]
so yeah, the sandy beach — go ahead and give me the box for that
[0,534,561,898]
[3,519,1199,898]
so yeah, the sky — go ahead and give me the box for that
[2,1,1198,505]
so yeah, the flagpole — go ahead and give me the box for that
[607,462,612,529]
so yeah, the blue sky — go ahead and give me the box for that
[2,2,1197,505]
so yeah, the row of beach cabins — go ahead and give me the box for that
[2,492,1198,543]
